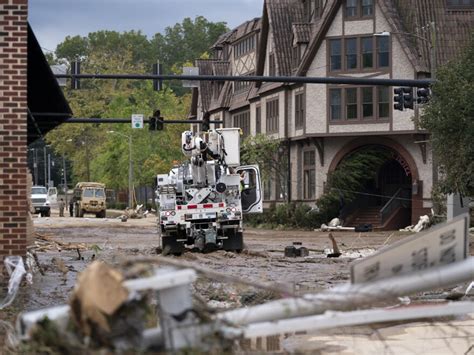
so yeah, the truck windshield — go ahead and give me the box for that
[83,189,95,198]
[32,187,47,194]
[95,189,105,198]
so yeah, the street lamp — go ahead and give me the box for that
[374,22,437,80]
[108,131,133,208]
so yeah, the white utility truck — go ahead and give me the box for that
[156,128,262,254]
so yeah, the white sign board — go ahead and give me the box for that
[182,66,199,88]
[351,213,469,284]
[131,114,144,129]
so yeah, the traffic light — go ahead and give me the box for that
[417,88,431,104]
[402,87,414,110]
[148,116,157,131]
[152,62,163,91]
[394,87,404,111]
[149,110,164,131]
[71,60,81,90]
[202,112,210,132]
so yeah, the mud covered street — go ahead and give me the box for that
[27,213,412,309]
[1,213,473,354]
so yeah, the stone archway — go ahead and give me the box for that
[328,137,423,226]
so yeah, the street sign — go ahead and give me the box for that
[131,114,144,129]
[351,213,469,284]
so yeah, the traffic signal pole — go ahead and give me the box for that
[56,73,433,88]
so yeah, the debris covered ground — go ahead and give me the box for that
[1,211,473,353]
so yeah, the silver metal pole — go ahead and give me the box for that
[63,155,67,205]
[43,147,47,186]
[47,154,51,187]
[129,134,133,208]
[218,258,474,326]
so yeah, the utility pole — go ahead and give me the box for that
[129,134,133,209]
[63,155,68,205]
[47,154,51,187]
[43,146,47,186]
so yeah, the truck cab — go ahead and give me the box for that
[73,182,107,218]
[31,186,51,217]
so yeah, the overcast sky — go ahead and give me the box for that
[29,0,264,52]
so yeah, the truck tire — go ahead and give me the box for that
[96,210,106,218]
[79,209,85,218]
[45,209,51,217]
[222,230,243,253]
[162,235,184,256]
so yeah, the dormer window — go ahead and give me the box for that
[304,0,322,21]
[233,35,256,59]
[345,0,374,19]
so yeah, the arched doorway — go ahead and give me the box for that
[329,138,419,229]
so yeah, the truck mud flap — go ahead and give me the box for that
[162,236,185,256]
[222,231,243,253]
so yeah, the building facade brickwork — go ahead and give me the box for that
[0,0,29,260]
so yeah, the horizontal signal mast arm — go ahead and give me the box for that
[54,73,433,88]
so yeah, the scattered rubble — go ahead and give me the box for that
[32,233,88,252]
[399,214,431,232]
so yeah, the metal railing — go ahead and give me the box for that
[380,188,411,225]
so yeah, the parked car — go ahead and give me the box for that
[31,186,51,217]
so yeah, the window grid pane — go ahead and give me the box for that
[362,87,373,118]
[346,88,358,120]
[346,38,358,70]
[377,37,390,68]
[330,89,342,120]
[362,0,373,16]
[362,37,373,68]
[346,0,358,17]
[330,39,342,71]
[378,86,390,118]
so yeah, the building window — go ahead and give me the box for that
[304,0,322,20]
[346,38,358,70]
[234,72,253,93]
[346,0,358,17]
[233,111,250,138]
[266,99,279,133]
[233,35,256,58]
[362,0,374,16]
[330,39,342,71]
[378,86,390,118]
[329,86,391,122]
[328,36,390,72]
[292,46,301,68]
[269,53,276,76]
[362,87,373,119]
[447,0,474,8]
[377,36,390,68]
[295,92,305,129]
[345,0,374,19]
[361,37,373,68]
[256,105,261,134]
[346,88,358,119]
[303,150,316,199]
[330,89,342,120]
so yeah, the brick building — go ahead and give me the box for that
[0,0,71,263]
[190,0,474,229]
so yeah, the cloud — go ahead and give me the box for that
[28,0,263,51]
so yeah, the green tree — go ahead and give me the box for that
[420,35,474,196]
